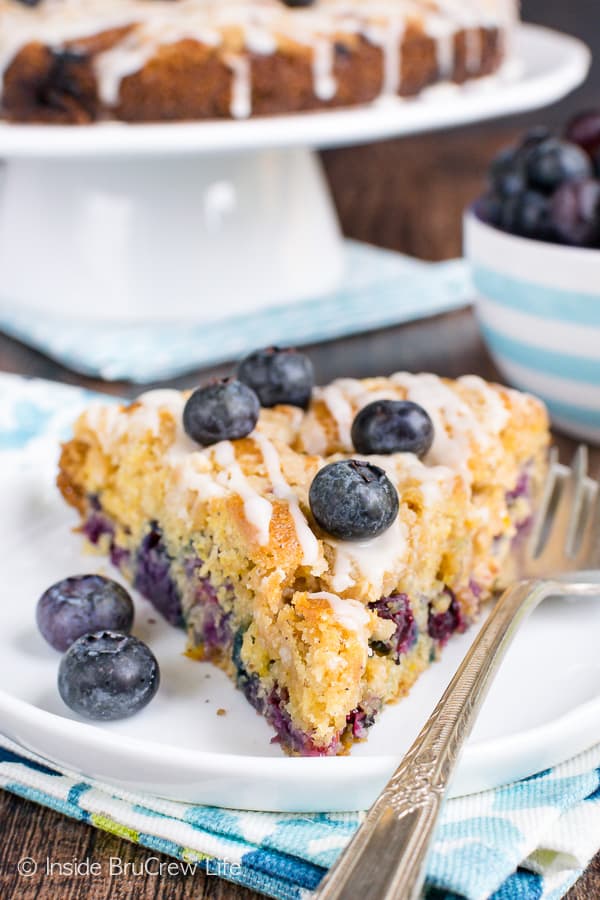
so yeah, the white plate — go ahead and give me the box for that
[0,26,589,159]
[2,442,600,812]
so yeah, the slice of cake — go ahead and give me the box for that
[0,0,517,123]
[58,356,548,756]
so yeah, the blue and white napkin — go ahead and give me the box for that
[2,732,600,900]
[0,242,471,382]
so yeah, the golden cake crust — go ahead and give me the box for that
[0,0,513,122]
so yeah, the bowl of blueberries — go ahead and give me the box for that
[465,111,600,443]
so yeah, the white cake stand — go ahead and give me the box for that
[0,25,589,324]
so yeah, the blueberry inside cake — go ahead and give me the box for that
[58,352,549,756]
[0,0,517,123]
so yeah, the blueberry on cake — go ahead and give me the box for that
[0,0,518,123]
[58,349,549,756]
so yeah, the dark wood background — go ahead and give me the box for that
[1,2,599,899]
[523,0,599,119]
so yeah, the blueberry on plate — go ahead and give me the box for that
[183,378,260,445]
[549,178,600,247]
[499,190,553,242]
[58,631,160,721]
[525,138,592,193]
[351,400,434,458]
[36,574,134,652]
[237,346,314,409]
[309,459,399,540]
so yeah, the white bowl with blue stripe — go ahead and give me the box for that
[464,209,600,443]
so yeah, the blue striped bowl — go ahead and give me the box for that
[464,209,600,444]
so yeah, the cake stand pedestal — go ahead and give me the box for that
[0,25,590,324]
[0,148,342,323]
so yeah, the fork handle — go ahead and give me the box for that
[315,579,556,900]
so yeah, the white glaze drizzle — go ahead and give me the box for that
[458,374,509,433]
[366,14,405,97]
[390,372,480,477]
[85,388,190,454]
[330,516,408,598]
[298,412,328,456]
[0,0,515,115]
[315,383,355,449]
[244,22,277,55]
[330,550,354,592]
[425,14,455,79]
[307,590,370,645]
[326,450,453,591]
[213,439,273,544]
[83,402,131,454]
[368,452,454,507]
[136,388,185,406]
[93,34,155,107]
[91,390,227,510]
[170,453,228,505]
[84,390,274,544]
[252,431,320,567]
[135,388,211,464]
[225,53,251,119]
[302,372,508,485]
[312,36,336,101]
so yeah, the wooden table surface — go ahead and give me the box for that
[1,125,599,899]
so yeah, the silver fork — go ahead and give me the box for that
[315,446,600,900]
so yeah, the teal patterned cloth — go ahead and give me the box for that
[1,372,600,900]
[2,732,600,900]
[0,242,471,382]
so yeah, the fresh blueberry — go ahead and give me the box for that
[134,526,182,627]
[487,130,550,198]
[488,145,527,197]
[58,631,160,721]
[36,575,134,652]
[237,347,314,409]
[499,190,553,241]
[183,378,260,445]
[309,460,399,540]
[351,400,434,457]
[428,593,464,644]
[549,178,600,247]
[519,126,552,150]
[525,138,592,193]
[368,593,416,660]
[473,192,503,227]
[564,110,600,160]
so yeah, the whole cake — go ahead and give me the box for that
[58,355,549,756]
[0,0,518,123]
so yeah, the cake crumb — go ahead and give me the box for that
[216,708,227,717]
